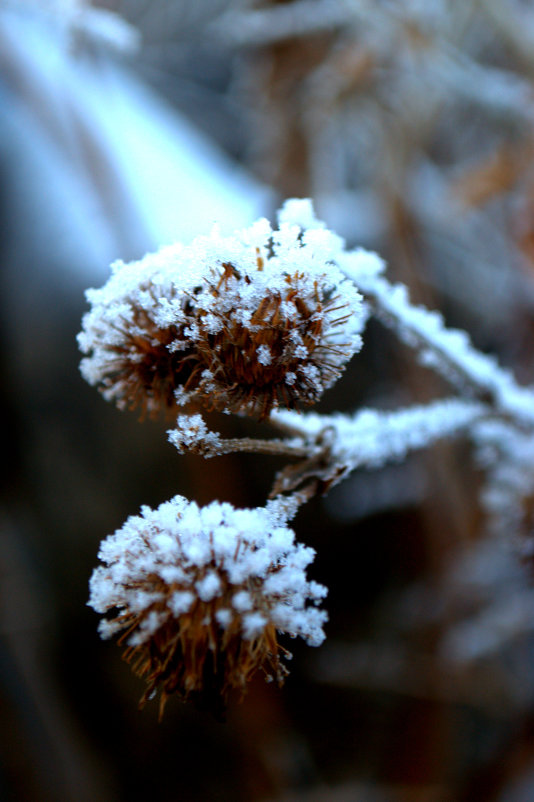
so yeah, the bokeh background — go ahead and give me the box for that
[3,1,534,800]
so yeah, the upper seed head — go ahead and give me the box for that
[78,200,367,418]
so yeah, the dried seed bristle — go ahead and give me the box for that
[89,496,327,719]
[113,572,288,720]
[78,200,367,419]
[189,268,353,419]
[101,309,195,418]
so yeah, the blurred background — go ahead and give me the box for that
[3,1,534,800]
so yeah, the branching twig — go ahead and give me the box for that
[270,397,491,497]
[346,266,534,427]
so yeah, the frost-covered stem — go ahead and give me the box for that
[346,267,534,428]
[215,437,310,459]
[266,413,318,440]
[168,414,313,460]
[270,398,493,497]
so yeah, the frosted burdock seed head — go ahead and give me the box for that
[78,199,367,419]
[77,261,202,417]
[88,495,327,718]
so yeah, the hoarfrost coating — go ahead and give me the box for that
[77,199,368,418]
[88,495,328,649]
[272,398,488,476]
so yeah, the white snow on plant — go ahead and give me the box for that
[88,495,328,647]
[473,420,534,548]
[168,414,223,457]
[78,199,367,416]
[346,265,534,426]
[272,398,487,482]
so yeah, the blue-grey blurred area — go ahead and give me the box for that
[0,3,272,801]
[3,2,534,801]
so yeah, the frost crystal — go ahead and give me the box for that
[88,495,327,717]
[348,267,534,427]
[167,414,223,457]
[78,200,366,418]
[272,398,486,479]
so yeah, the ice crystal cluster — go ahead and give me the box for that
[78,199,365,419]
[88,495,326,717]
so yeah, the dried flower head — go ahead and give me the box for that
[88,495,327,718]
[78,199,366,419]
